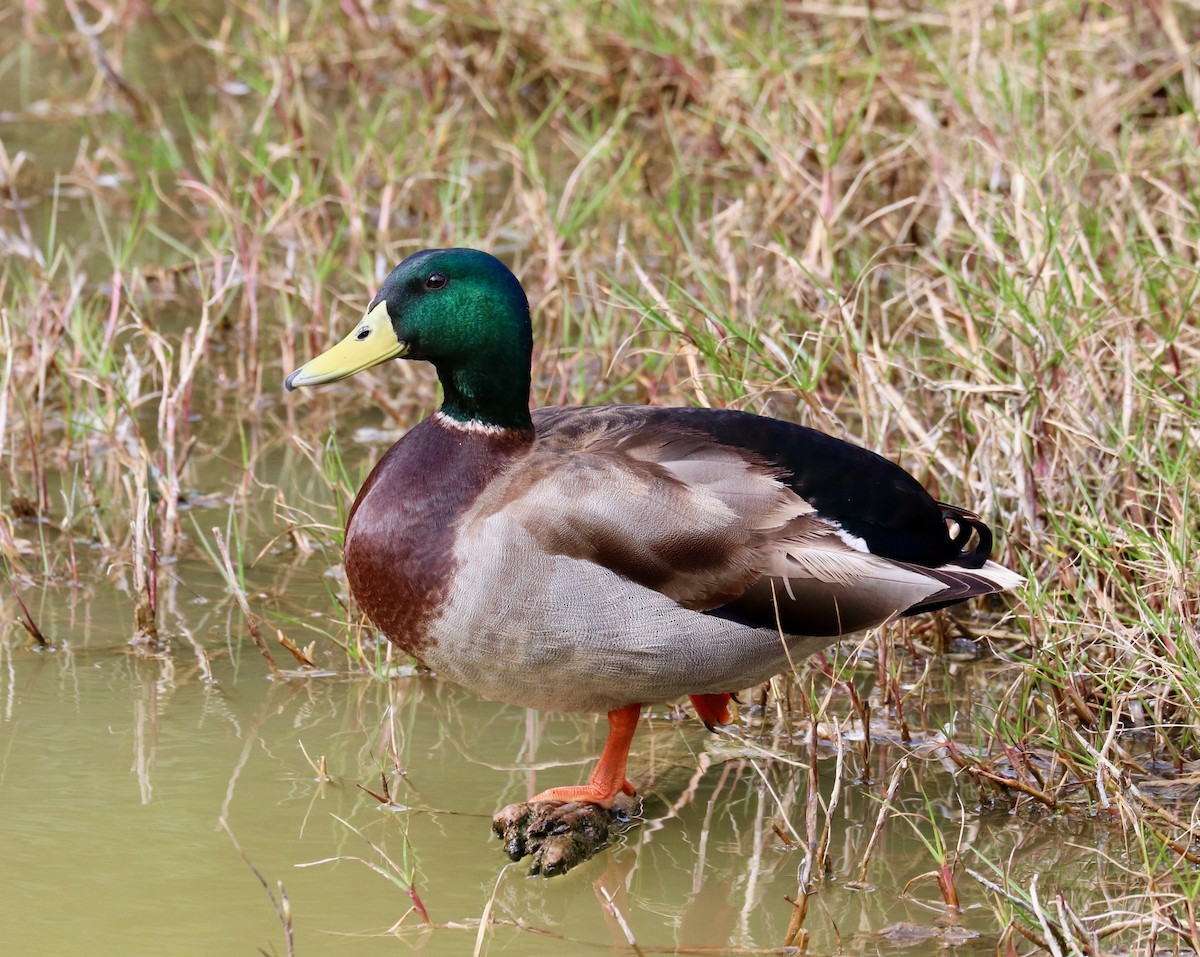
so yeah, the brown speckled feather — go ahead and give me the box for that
[475,407,812,610]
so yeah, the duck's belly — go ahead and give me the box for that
[419,531,834,714]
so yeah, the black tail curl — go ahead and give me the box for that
[939,503,993,568]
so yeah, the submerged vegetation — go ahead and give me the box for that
[1,0,1198,952]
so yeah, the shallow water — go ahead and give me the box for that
[0,570,1121,956]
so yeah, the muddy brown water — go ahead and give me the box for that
[0,12,1125,956]
[0,588,1116,955]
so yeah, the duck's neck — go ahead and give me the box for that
[437,360,534,432]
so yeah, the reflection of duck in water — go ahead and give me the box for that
[287,248,1022,807]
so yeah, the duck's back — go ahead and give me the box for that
[610,406,986,566]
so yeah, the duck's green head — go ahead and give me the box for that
[286,248,533,429]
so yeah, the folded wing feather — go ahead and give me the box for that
[470,407,1014,638]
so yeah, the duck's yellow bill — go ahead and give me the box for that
[285,301,408,391]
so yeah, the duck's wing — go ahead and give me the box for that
[647,406,990,566]
[471,406,1020,638]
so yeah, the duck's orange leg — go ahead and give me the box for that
[532,703,642,807]
[688,693,731,731]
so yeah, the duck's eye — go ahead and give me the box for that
[355,327,371,341]
[425,273,448,290]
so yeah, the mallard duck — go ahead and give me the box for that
[286,248,1021,807]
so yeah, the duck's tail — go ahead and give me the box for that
[939,502,996,569]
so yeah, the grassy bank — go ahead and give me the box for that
[2,0,1198,950]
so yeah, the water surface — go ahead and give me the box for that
[0,576,1119,955]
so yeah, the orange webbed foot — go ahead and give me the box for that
[493,703,644,875]
[688,692,732,731]
[530,703,642,807]
[530,777,636,808]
